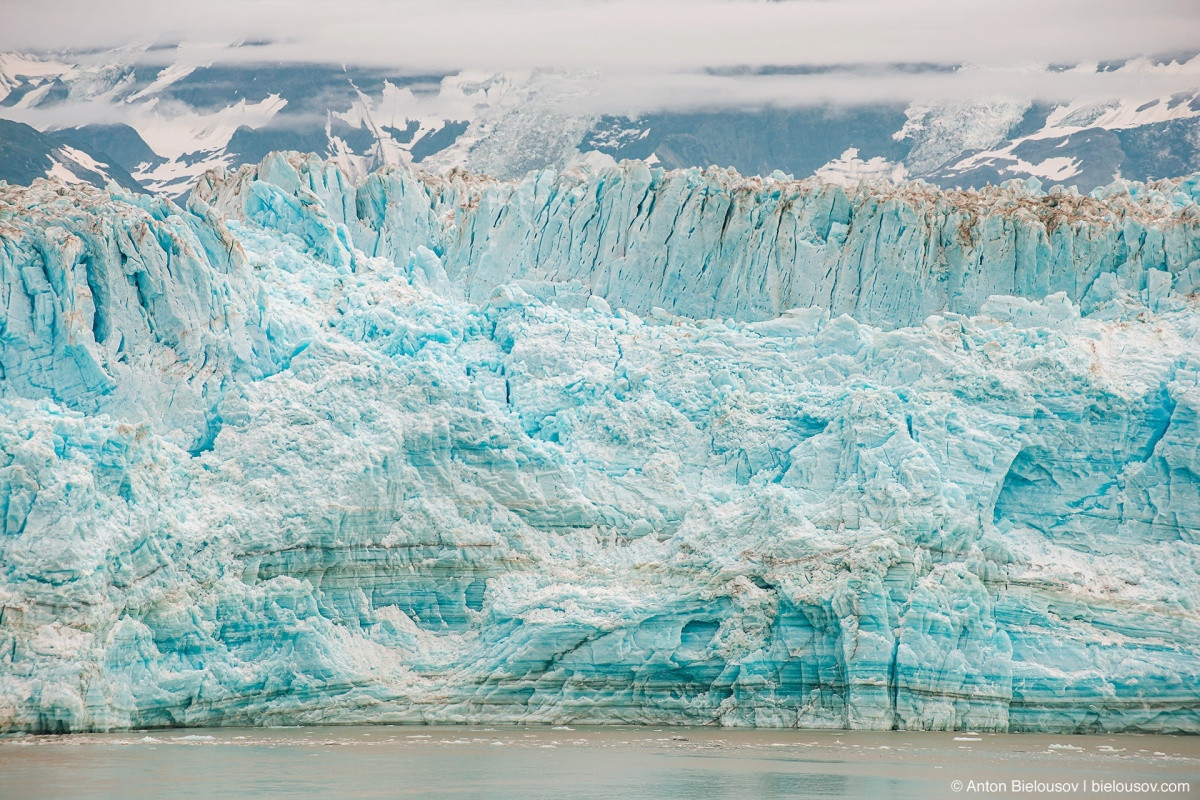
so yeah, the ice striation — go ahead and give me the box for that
[1,155,1199,734]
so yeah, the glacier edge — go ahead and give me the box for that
[0,158,1198,734]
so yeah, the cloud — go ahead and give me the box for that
[576,63,1200,115]
[2,0,1197,111]
[8,0,1200,68]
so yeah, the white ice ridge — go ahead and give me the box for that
[196,153,1200,329]
[0,158,1198,734]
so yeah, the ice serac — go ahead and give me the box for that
[0,182,272,449]
[196,153,1200,328]
[1,160,1199,735]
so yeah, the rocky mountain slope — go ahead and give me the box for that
[0,118,143,192]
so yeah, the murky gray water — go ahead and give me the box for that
[1,726,1197,800]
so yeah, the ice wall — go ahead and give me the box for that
[197,153,1200,328]
[0,183,273,450]
[1,159,1199,734]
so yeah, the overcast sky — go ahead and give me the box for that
[3,0,1199,110]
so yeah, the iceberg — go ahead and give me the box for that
[1,156,1198,734]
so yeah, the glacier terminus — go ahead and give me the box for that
[1,153,1199,735]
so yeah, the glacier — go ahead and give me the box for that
[196,153,1200,328]
[1,155,1199,734]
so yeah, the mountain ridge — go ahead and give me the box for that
[1,50,1197,197]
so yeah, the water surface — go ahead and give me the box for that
[2,726,1197,799]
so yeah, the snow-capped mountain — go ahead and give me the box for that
[0,48,1197,196]
[0,118,143,191]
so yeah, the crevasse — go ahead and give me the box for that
[0,155,1198,734]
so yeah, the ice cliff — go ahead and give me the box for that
[198,153,1200,328]
[1,155,1199,734]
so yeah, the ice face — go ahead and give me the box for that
[0,183,274,451]
[196,153,1200,329]
[1,159,1198,734]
